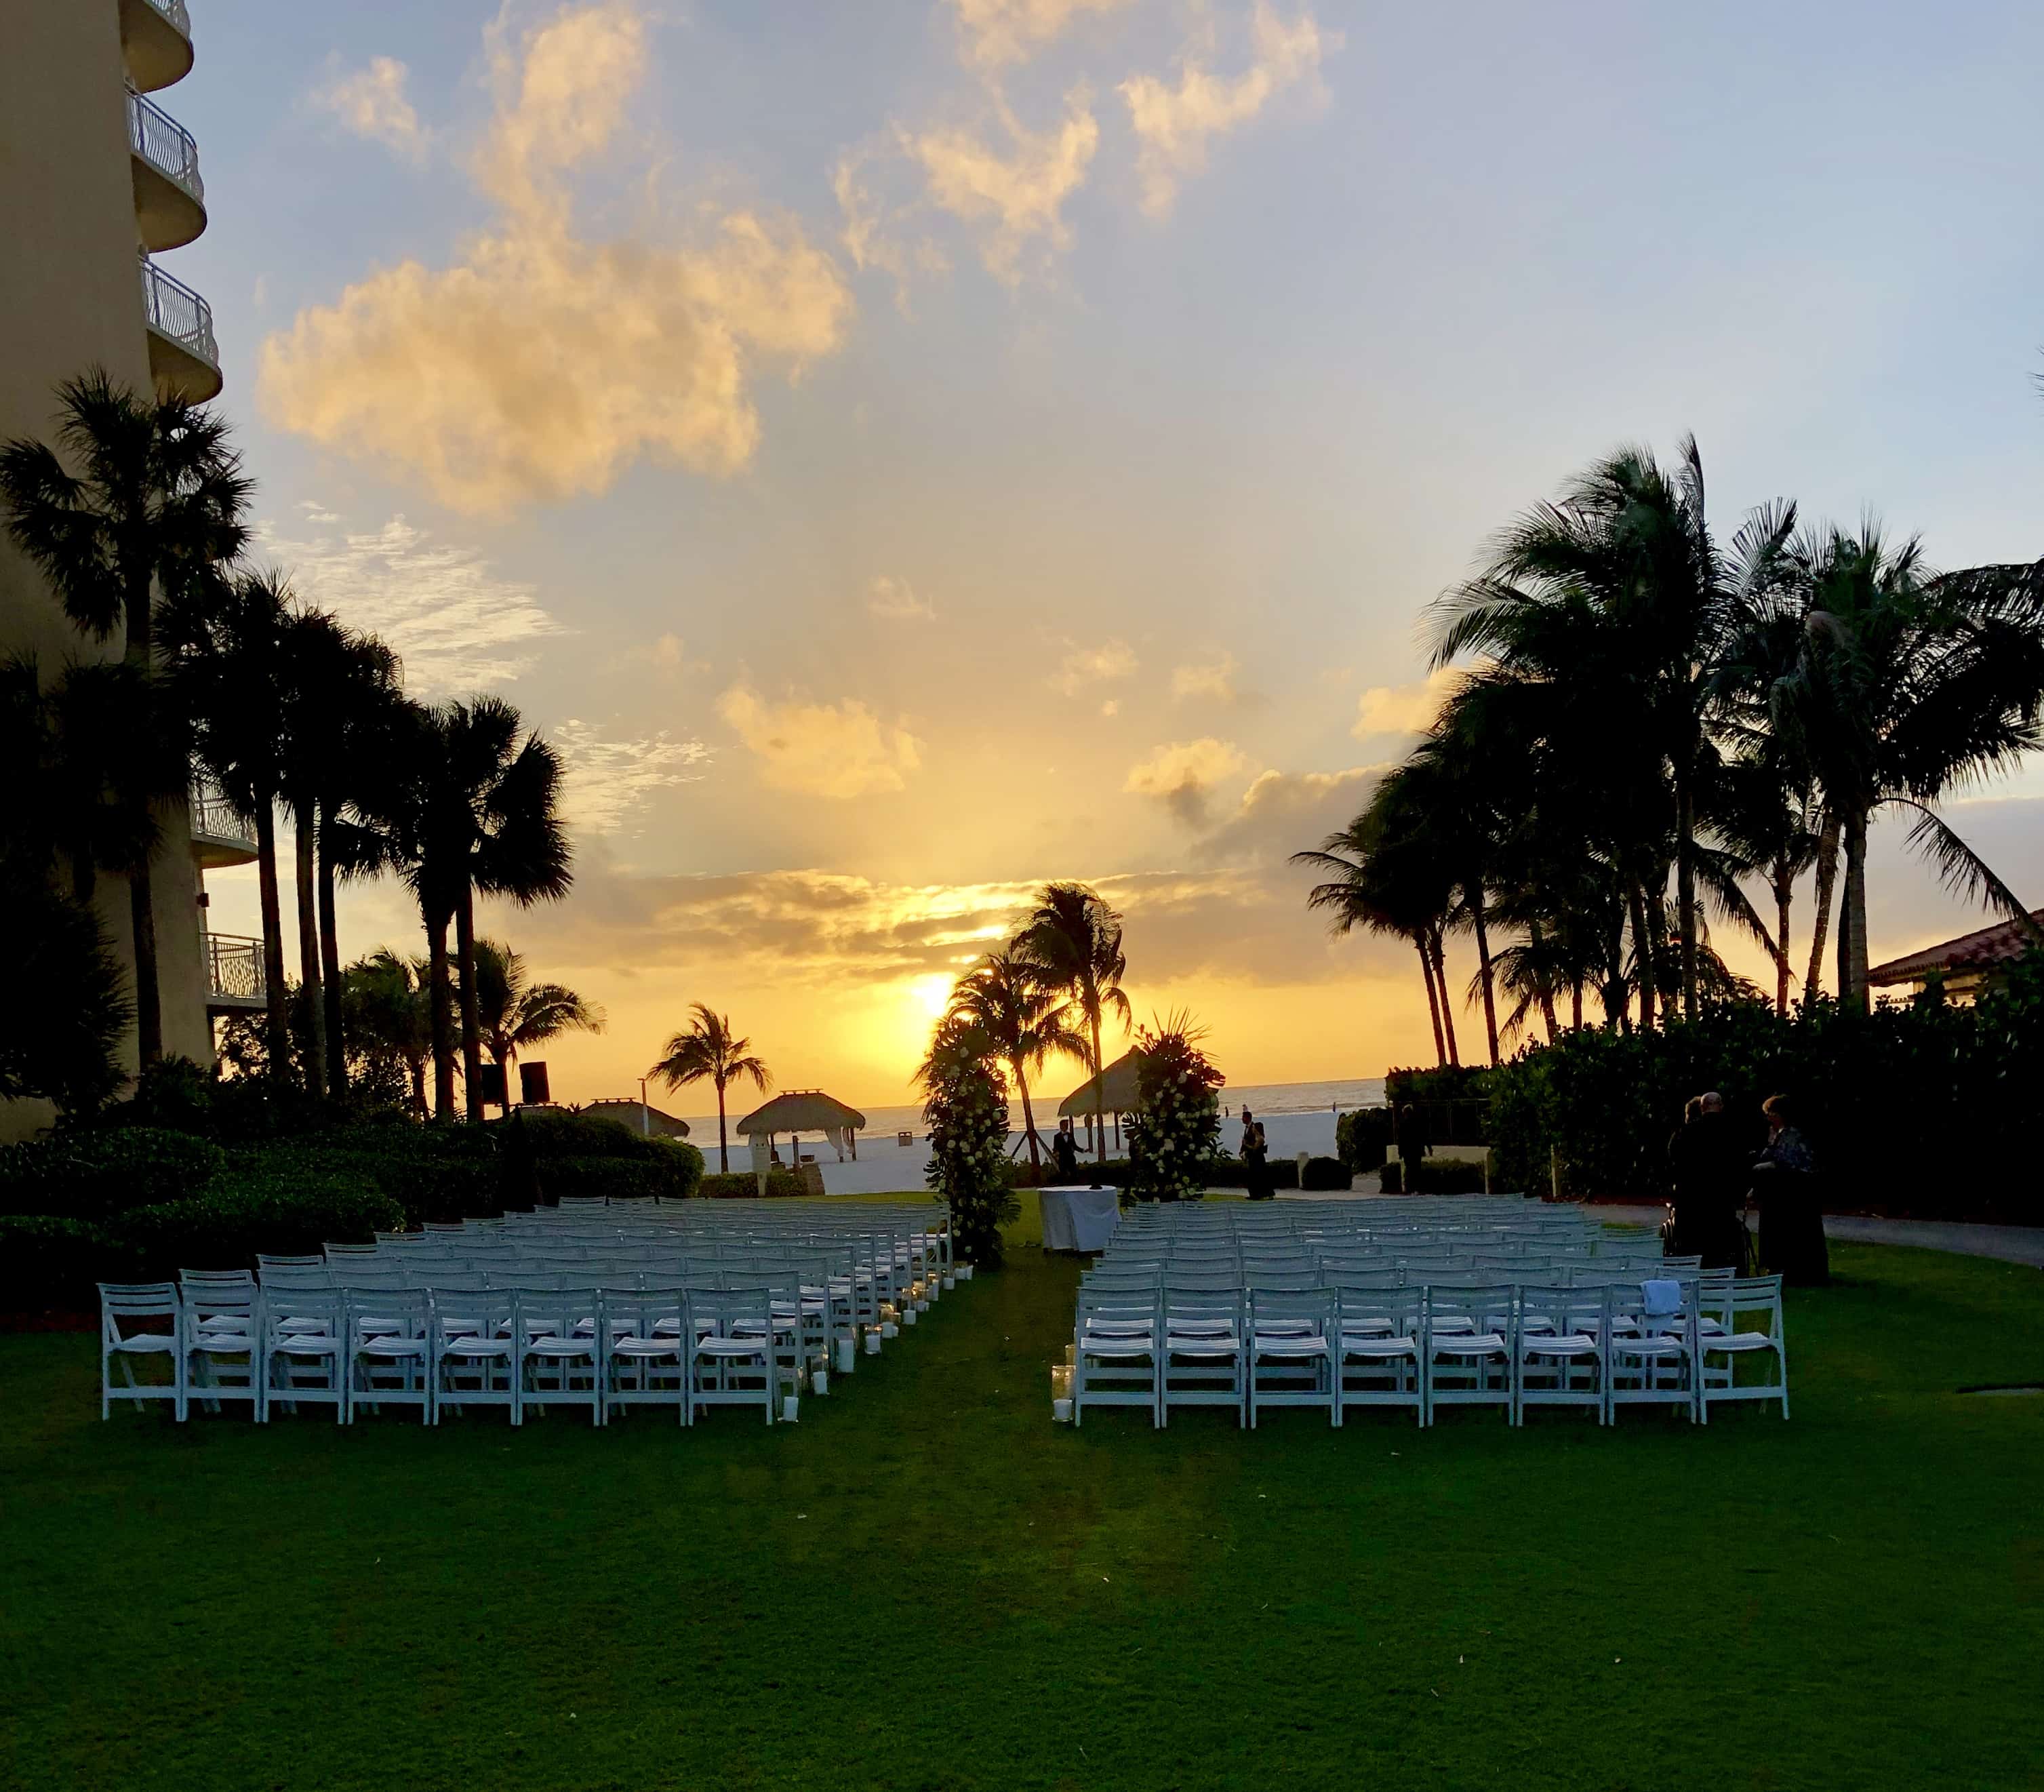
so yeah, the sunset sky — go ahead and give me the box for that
[172,0,2044,1108]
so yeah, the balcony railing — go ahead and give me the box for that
[140,256,218,370]
[128,87,203,201]
[188,778,254,846]
[145,0,193,34]
[205,934,266,1004]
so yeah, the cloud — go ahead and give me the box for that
[261,1,853,515]
[1171,652,1239,705]
[945,0,1135,68]
[1050,637,1136,696]
[866,574,936,621]
[1125,737,1249,827]
[252,511,559,694]
[1120,3,1332,217]
[550,719,709,837]
[1197,765,1382,867]
[311,55,429,163]
[1352,666,1461,738]
[716,685,923,799]
[1100,699,1119,718]
[838,87,1099,290]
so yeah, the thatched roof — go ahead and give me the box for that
[736,1090,868,1134]
[1058,1048,1145,1118]
[580,1098,689,1139]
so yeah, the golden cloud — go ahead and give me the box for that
[311,54,428,163]
[1125,737,1250,826]
[946,0,1134,68]
[1171,652,1239,704]
[1120,3,1332,218]
[1352,666,1462,738]
[261,1,852,514]
[1049,637,1137,696]
[716,685,923,799]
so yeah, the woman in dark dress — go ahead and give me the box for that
[1752,1094,1829,1286]
[1244,1121,1273,1200]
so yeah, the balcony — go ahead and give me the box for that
[140,256,222,402]
[119,0,195,95]
[204,933,267,1014]
[188,780,256,870]
[129,89,207,252]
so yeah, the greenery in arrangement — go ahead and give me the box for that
[3,1227,2039,1791]
[917,1016,1018,1266]
[1123,1016,1223,1202]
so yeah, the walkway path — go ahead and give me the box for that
[1582,1203,2044,1270]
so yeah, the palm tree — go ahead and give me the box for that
[649,1004,770,1172]
[946,947,1077,1174]
[1431,441,1797,1023]
[342,948,433,1117]
[1015,883,1130,1163]
[161,568,296,1073]
[470,938,604,1113]
[0,370,249,1063]
[1746,523,2044,1008]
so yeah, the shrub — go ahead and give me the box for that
[0,1128,228,1220]
[1410,1158,1487,1195]
[113,1165,403,1277]
[1300,1155,1351,1191]
[1379,1162,1401,1193]
[1335,1108,1390,1173]
[506,1110,649,1159]
[537,1156,675,1203]
[0,1214,127,1311]
[700,1170,805,1199]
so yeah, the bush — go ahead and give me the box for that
[1335,1108,1390,1173]
[1409,1158,1487,1195]
[0,1214,127,1311]
[537,1156,677,1203]
[0,1128,228,1220]
[1378,1162,1401,1193]
[505,1110,649,1158]
[1300,1155,1351,1191]
[113,1165,403,1277]
[700,1170,805,1199]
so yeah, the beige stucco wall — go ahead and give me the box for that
[0,1,215,1138]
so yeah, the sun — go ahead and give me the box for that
[906,974,953,1024]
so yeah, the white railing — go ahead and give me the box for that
[188,779,252,846]
[139,256,218,369]
[206,934,265,1003]
[128,88,203,201]
[144,0,193,35]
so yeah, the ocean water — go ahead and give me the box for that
[666,1077,1386,1193]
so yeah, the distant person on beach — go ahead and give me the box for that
[1051,1119,1082,1182]
[1753,1094,1828,1286]
[1666,1090,1747,1269]
[1244,1119,1273,1199]
[1239,1108,1256,1155]
[1397,1103,1426,1191]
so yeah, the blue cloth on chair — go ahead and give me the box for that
[1643,1278,1682,1317]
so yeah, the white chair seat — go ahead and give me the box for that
[526,1336,599,1357]
[1344,1334,1418,1356]
[1254,1334,1329,1357]
[1524,1333,1599,1355]
[696,1336,768,1357]
[1706,1331,1776,1352]
[1081,1337,1157,1357]
[357,1336,430,1357]
[613,1337,684,1358]
[1614,1335,1689,1356]
[442,1336,515,1357]
[268,1333,343,1355]
[1432,1332,1507,1355]
[113,1335,177,1355]
[1165,1334,1241,1355]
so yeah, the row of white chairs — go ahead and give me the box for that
[1073,1275,1788,1428]
[100,1280,812,1427]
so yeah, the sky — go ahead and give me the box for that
[165,0,2044,1109]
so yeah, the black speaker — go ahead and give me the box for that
[519,1061,550,1104]
[475,1062,505,1105]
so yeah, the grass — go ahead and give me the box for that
[2,1196,2040,1792]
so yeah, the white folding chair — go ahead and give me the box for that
[1423,1283,1513,1425]
[510,1287,605,1425]
[182,1277,262,1420]
[344,1286,435,1423]
[689,1286,777,1425]
[1161,1286,1245,1426]
[1609,1277,1700,1423]
[603,1288,690,1425]
[98,1283,184,1422]
[1515,1283,1607,1427]
[1074,1288,1162,1427]
[1335,1281,1423,1427]
[1247,1288,1336,1428]
[433,1286,519,1425]
[1700,1275,1788,1420]
[258,1287,346,1422]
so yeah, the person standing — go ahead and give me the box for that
[1397,1103,1426,1193]
[1753,1094,1828,1286]
[1244,1119,1273,1200]
[1667,1091,1749,1269]
[1051,1117,1082,1183]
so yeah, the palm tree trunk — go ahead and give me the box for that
[1628,883,1657,1030]
[1805,810,1840,999]
[1773,858,1793,1016]
[1470,878,1499,1066]
[128,852,163,1069]
[254,799,291,1077]
[426,911,456,1121]
[1015,1062,1043,1173]
[1417,938,1445,1067]
[1090,1010,1106,1164]
[456,885,485,1121]
[716,1080,729,1174]
[317,797,347,1098]
[1570,979,1583,1033]
[409,1056,428,1121]
[293,808,327,1098]
[1429,928,1460,1067]
[500,1046,517,1113]
[1675,758,1700,1022]
[1841,805,1870,1012]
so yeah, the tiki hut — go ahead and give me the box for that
[1058,1048,1146,1153]
[736,1090,869,1176]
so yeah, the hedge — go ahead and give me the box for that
[1299,1155,1351,1191]
[1334,1110,1390,1174]
[0,1128,228,1220]
[0,1214,125,1311]
[699,1170,805,1199]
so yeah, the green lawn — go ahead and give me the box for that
[3,1198,2040,1792]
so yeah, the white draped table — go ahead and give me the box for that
[1039,1185,1122,1252]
